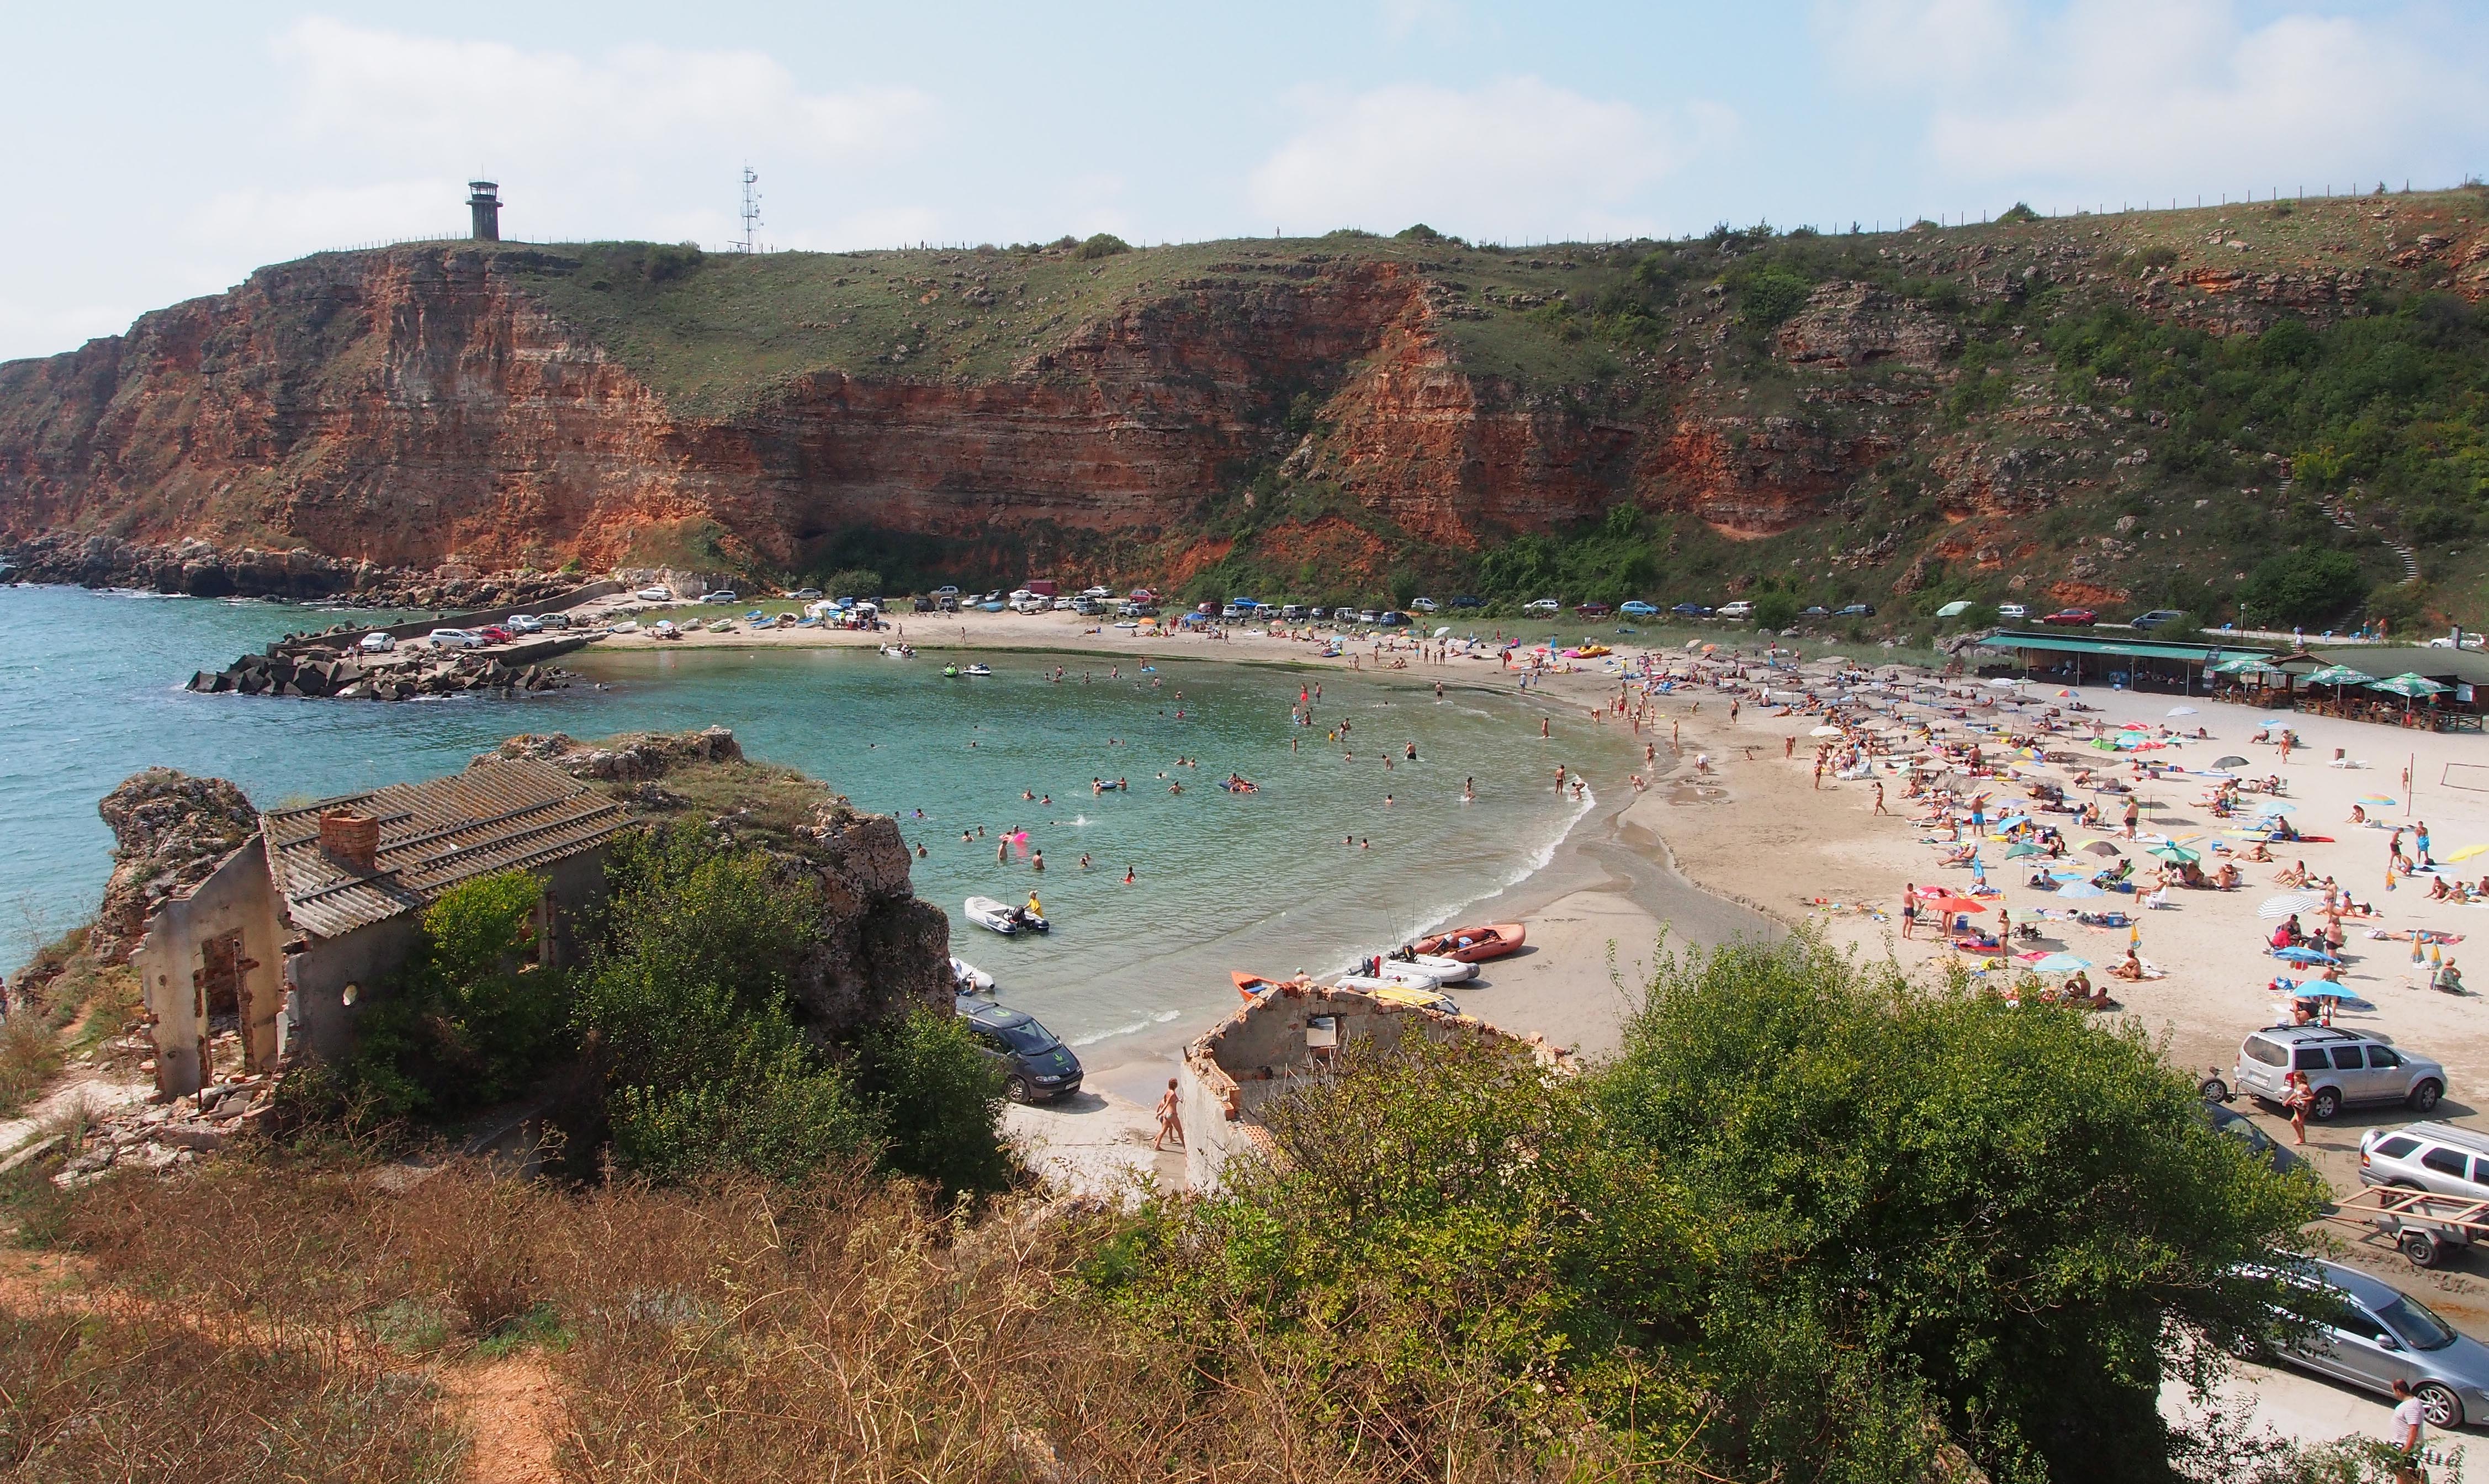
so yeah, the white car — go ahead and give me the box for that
[507,614,544,634]
[427,628,484,649]
[1719,600,1755,620]
[1524,598,1561,616]
[634,586,674,602]
[358,632,395,653]
[1998,603,2029,621]
[1081,586,1113,600]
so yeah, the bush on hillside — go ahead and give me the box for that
[2237,549,2365,628]
[1076,232,1131,260]
[1999,202,2041,223]
[1106,930,2324,1482]
[851,1009,1013,1197]
[1752,591,1799,630]
[824,566,882,600]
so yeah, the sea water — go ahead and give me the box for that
[0,586,1634,1055]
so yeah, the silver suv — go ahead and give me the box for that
[2226,1025,2447,1121]
[2360,1122,2489,1200]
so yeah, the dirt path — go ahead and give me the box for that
[0,1236,566,1482]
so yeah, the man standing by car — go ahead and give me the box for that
[2390,1379,2427,1480]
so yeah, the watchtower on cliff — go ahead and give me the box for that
[467,181,501,241]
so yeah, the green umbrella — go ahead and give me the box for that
[2149,843,2201,864]
[2004,841,2046,858]
[2369,672,2451,698]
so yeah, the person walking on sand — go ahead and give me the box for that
[1785,734,1796,759]
[2283,1070,2315,1146]
[2389,1379,2427,1481]
[1873,781,1888,815]
[1155,1079,1184,1149]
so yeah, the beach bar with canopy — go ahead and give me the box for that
[2283,644,2489,732]
[1972,630,2279,697]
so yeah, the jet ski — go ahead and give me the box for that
[965,662,994,677]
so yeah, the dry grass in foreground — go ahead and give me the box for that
[7,1152,1634,1484]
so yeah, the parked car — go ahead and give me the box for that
[933,585,962,598]
[427,628,484,649]
[2203,1100,2303,1174]
[1410,597,1439,613]
[702,590,739,604]
[1997,602,2029,621]
[2131,609,2189,629]
[1378,610,1408,627]
[1449,596,1485,609]
[2257,1257,2489,1429]
[787,588,823,600]
[1524,598,1561,616]
[1619,600,1659,617]
[536,612,571,629]
[507,614,544,634]
[1357,610,1383,625]
[1800,605,1831,618]
[633,586,674,602]
[958,1001,1084,1103]
[1576,601,1613,618]
[1671,602,1713,618]
[1279,604,1307,621]
[2039,608,2098,626]
[358,632,396,653]
[1718,600,1754,620]
[2360,1122,2489,1201]
[1081,586,1114,600]
[913,596,938,612]
[477,626,516,644]
[2220,1025,2448,1120]
[1835,603,1876,617]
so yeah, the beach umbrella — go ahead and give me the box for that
[2370,672,2451,699]
[1808,724,1844,737]
[2289,984,2369,1004]
[2212,755,2249,768]
[2273,946,2339,966]
[2055,882,2106,898]
[2150,844,2202,863]
[1924,894,1987,915]
[2027,952,2091,973]
[1432,626,1451,638]
[2442,843,2489,865]
[2255,801,2299,816]
[1987,677,2020,689]
[2258,893,2323,919]
[2168,706,2197,716]
[2082,840,2123,857]
[2357,794,2399,808]
[2004,841,2045,859]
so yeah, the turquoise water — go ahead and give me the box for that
[1,586,1629,1055]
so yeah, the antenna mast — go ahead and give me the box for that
[738,166,762,253]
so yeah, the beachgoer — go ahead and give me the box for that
[1900,885,1918,939]
[1154,1079,1184,1149]
[2390,1380,2426,1480]
[1079,852,1092,870]
[2283,1070,2314,1146]
[1123,867,1136,884]
[1031,849,1045,872]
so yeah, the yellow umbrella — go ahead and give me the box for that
[2442,843,2489,865]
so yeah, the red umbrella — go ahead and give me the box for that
[1924,894,1987,915]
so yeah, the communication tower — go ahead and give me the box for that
[738,166,762,253]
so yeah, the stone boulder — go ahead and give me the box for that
[486,725,743,781]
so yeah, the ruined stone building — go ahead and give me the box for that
[134,756,629,1095]
[1177,982,1574,1191]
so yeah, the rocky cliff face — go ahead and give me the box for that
[4,192,2483,607]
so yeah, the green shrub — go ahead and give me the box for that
[824,566,883,600]
[852,1009,1013,1197]
[1075,233,1131,260]
[1733,264,1814,329]
[1998,202,2041,223]
[1752,591,1799,630]
[2238,549,2365,628]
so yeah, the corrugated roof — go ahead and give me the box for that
[263,756,630,941]
[1978,631,2276,663]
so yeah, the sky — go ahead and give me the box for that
[3,0,2485,363]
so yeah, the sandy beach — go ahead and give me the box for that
[578,604,2489,1222]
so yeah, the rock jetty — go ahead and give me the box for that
[188,644,575,701]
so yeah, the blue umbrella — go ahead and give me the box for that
[2294,984,2365,1002]
[2257,802,2300,816]
[2027,953,2091,973]
[2055,882,2106,899]
[2273,946,2339,965]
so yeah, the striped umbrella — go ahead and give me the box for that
[2258,893,2324,919]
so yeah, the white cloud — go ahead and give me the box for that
[273,18,935,167]
[1379,0,1468,43]
[1822,0,2489,199]
[1248,78,1725,240]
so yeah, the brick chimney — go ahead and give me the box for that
[319,809,380,873]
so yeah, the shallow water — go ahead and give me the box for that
[0,587,1637,1053]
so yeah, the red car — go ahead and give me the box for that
[1575,601,1613,617]
[2038,608,2097,626]
[478,624,516,643]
